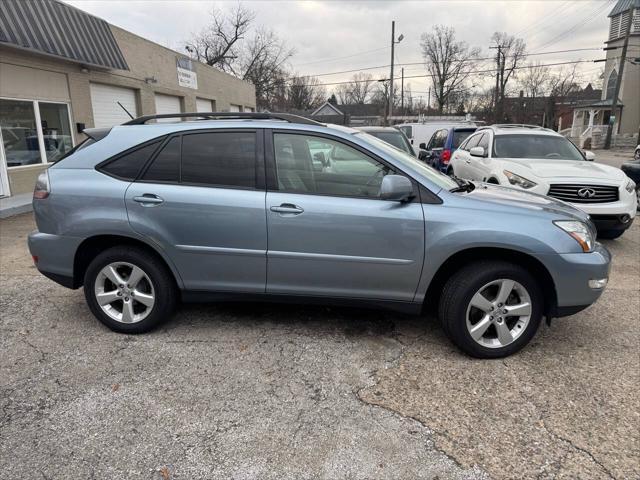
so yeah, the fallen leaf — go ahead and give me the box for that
[112,383,120,392]
[159,466,170,480]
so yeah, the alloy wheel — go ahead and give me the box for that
[93,262,155,324]
[465,278,532,349]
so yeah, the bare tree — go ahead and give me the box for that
[420,25,480,114]
[287,75,326,110]
[519,61,550,99]
[335,83,353,105]
[491,32,527,121]
[186,6,294,110]
[333,73,375,105]
[185,5,254,70]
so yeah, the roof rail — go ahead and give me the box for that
[122,111,324,126]
[491,124,550,130]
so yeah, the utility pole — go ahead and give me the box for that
[400,67,404,116]
[604,7,632,149]
[427,86,431,112]
[388,21,404,124]
[490,45,502,123]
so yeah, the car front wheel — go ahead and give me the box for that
[439,261,543,358]
[84,246,177,333]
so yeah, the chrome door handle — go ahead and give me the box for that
[270,203,304,214]
[133,194,164,206]
[465,160,471,164]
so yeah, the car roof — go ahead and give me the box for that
[478,124,560,136]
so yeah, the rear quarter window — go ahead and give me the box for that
[100,139,164,180]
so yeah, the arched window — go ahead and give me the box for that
[606,70,618,100]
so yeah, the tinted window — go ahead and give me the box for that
[452,129,476,148]
[274,133,395,199]
[181,132,256,188]
[493,134,584,161]
[398,126,412,138]
[435,130,447,148]
[369,131,412,154]
[143,136,180,183]
[102,140,162,180]
[465,134,482,150]
[477,133,490,152]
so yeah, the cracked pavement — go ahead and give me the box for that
[1,212,638,479]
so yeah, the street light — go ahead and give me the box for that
[389,21,403,123]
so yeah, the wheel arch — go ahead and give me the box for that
[72,234,184,289]
[423,247,557,317]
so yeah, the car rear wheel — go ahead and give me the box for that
[439,261,543,358]
[84,246,177,333]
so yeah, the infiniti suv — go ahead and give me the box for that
[29,113,611,358]
[448,125,637,239]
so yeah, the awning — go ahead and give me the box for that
[0,0,128,70]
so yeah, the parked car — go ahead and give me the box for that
[396,121,476,156]
[621,153,640,210]
[29,113,611,358]
[419,126,477,172]
[449,125,637,239]
[635,144,640,161]
[357,126,415,156]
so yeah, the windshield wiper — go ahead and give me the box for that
[449,177,475,193]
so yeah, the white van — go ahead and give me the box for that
[397,121,477,156]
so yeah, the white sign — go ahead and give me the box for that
[177,57,198,89]
[177,67,197,89]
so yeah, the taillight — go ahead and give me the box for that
[33,171,50,199]
[441,149,451,164]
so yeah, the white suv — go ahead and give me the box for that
[449,125,637,239]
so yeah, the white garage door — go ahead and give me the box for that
[90,83,138,128]
[229,104,241,112]
[155,93,182,122]
[196,98,214,113]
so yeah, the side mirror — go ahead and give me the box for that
[313,151,327,166]
[419,142,427,150]
[380,175,414,202]
[584,150,595,161]
[470,146,485,158]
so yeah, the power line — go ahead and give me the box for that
[290,45,390,68]
[293,47,604,79]
[291,59,596,87]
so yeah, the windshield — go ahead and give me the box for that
[452,129,475,148]
[368,131,413,155]
[355,132,457,190]
[493,134,585,161]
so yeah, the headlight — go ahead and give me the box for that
[625,179,636,193]
[503,170,537,189]
[554,220,594,252]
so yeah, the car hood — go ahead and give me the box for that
[463,183,590,222]
[502,158,625,181]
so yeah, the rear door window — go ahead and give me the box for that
[101,139,163,180]
[181,131,257,188]
[142,136,181,183]
[452,129,476,149]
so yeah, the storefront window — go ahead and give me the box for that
[39,102,73,162]
[0,99,41,167]
[0,99,73,167]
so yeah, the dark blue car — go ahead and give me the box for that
[419,126,476,173]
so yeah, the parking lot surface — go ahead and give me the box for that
[1,212,638,479]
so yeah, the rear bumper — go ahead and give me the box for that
[28,230,83,289]
[534,243,611,315]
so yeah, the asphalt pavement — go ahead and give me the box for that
[1,210,638,479]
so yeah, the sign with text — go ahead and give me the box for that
[177,57,197,90]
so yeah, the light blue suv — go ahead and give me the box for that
[28,113,611,358]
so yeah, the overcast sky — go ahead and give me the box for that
[66,0,615,101]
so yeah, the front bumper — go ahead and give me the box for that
[534,243,611,316]
[589,213,634,232]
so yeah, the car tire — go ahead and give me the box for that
[597,229,625,240]
[439,261,543,358]
[84,246,177,333]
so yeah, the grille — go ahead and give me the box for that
[547,184,619,203]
